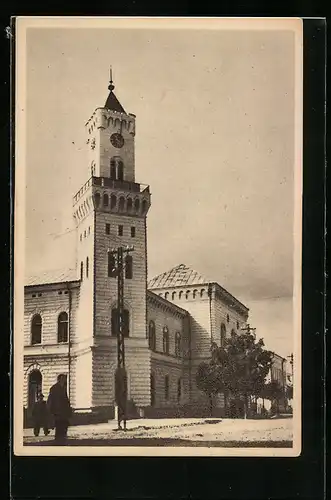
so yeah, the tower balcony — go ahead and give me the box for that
[73,176,150,206]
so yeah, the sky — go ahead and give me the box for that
[23,21,301,360]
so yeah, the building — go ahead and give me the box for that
[24,72,256,422]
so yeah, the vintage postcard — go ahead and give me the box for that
[13,16,303,457]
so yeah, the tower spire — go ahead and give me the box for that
[104,66,126,113]
[108,65,115,92]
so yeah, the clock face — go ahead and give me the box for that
[110,133,124,149]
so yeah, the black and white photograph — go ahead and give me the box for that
[14,17,303,457]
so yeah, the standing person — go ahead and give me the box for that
[32,393,50,437]
[47,374,72,445]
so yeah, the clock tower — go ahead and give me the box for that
[73,69,152,412]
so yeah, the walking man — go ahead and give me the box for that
[47,374,72,445]
[32,393,50,437]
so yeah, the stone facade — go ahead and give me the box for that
[23,75,254,420]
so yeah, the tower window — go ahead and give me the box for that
[163,327,169,355]
[110,159,116,180]
[105,223,110,235]
[94,192,101,208]
[119,197,125,212]
[118,161,124,181]
[221,323,226,347]
[80,261,84,281]
[31,314,42,345]
[148,321,156,351]
[131,226,136,238]
[118,225,123,236]
[134,198,140,212]
[86,257,89,278]
[110,194,117,210]
[103,193,109,207]
[165,375,169,401]
[125,255,133,279]
[111,308,130,337]
[57,312,68,343]
[108,252,116,277]
[142,199,148,213]
[127,198,133,212]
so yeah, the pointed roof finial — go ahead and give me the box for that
[108,65,115,92]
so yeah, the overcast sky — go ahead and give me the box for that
[23,21,301,360]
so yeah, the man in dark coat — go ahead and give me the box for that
[47,374,72,444]
[32,393,50,437]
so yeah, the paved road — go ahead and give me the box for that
[24,417,293,447]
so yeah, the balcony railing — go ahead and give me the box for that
[73,176,150,205]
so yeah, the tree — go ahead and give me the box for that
[262,380,284,415]
[196,332,273,419]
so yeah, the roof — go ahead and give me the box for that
[104,91,126,113]
[25,268,78,287]
[148,263,208,289]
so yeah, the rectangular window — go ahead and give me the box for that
[105,223,110,235]
[131,226,136,237]
[165,375,169,401]
[108,252,116,277]
[125,255,133,279]
[118,225,123,236]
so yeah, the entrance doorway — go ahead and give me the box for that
[28,369,42,408]
[150,374,155,407]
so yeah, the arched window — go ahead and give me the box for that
[80,261,84,281]
[172,291,176,300]
[177,378,182,402]
[164,375,169,400]
[193,289,198,298]
[94,192,101,208]
[119,197,125,212]
[163,327,169,354]
[164,292,169,300]
[125,255,133,279]
[142,199,148,213]
[31,314,42,345]
[179,291,183,299]
[175,332,181,357]
[118,160,124,181]
[57,312,68,343]
[148,321,156,351]
[185,290,190,299]
[86,256,89,278]
[110,194,117,210]
[200,289,205,297]
[134,198,140,212]
[111,308,130,337]
[103,193,109,207]
[108,252,116,277]
[220,323,226,347]
[127,198,133,212]
[110,159,116,179]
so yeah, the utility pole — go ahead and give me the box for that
[109,244,134,430]
[240,324,257,418]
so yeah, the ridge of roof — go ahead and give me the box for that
[25,268,78,287]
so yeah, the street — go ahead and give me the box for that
[24,416,293,447]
